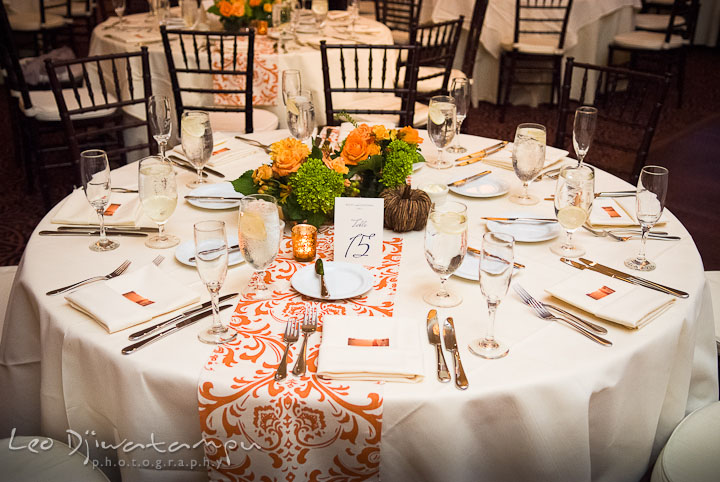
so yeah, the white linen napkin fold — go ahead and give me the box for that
[588,197,667,227]
[481,144,568,171]
[316,315,424,383]
[545,269,675,329]
[65,264,200,333]
[170,132,258,167]
[52,189,141,226]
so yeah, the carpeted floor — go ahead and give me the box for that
[0,47,718,268]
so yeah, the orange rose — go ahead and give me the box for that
[398,126,423,145]
[263,2,273,12]
[249,0,261,6]
[218,1,233,17]
[270,138,309,176]
[340,131,372,165]
[323,153,349,175]
[371,124,389,141]
[231,2,245,16]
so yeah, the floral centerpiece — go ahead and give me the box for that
[208,0,273,32]
[231,120,425,227]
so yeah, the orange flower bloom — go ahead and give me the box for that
[218,0,233,17]
[371,124,389,141]
[398,126,423,145]
[249,0,261,6]
[323,153,349,175]
[341,131,373,165]
[270,138,310,176]
[231,2,244,16]
[263,2,273,12]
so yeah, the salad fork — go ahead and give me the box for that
[292,305,318,376]
[46,260,131,296]
[275,320,300,381]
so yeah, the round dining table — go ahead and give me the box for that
[0,129,717,481]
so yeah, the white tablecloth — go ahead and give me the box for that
[1,130,717,481]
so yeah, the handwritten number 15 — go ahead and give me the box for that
[345,233,375,258]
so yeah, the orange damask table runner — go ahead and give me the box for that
[198,227,403,480]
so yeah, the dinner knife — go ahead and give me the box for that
[467,247,526,270]
[39,230,147,237]
[167,156,209,177]
[447,170,492,187]
[455,141,508,164]
[545,191,636,200]
[578,258,689,299]
[128,293,239,340]
[169,155,225,178]
[482,217,558,223]
[426,310,450,383]
[122,304,233,354]
[57,226,159,233]
[189,245,241,263]
[184,195,244,202]
[442,317,468,390]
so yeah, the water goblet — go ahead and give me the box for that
[469,232,514,359]
[282,69,302,105]
[181,110,212,188]
[625,165,669,271]
[112,0,126,29]
[138,156,179,249]
[286,90,315,144]
[312,0,328,29]
[239,194,285,300]
[347,0,359,37]
[447,77,470,154]
[550,165,595,258]
[427,95,456,169]
[573,106,598,166]
[423,201,468,307]
[509,123,546,205]
[181,0,200,28]
[80,149,119,252]
[148,95,172,160]
[194,220,237,344]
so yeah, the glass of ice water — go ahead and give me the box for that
[550,165,595,258]
[427,95,456,169]
[423,201,468,307]
[510,123,546,205]
[138,155,179,249]
[181,110,213,188]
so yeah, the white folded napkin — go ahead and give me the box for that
[52,189,141,226]
[316,315,424,382]
[108,30,162,45]
[545,269,675,329]
[588,197,667,227]
[65,264,200,333]
[481,144,568,171]
[170,132,257,167]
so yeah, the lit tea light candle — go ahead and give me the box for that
[291,224,317,262]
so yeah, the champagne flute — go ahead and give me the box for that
[181,111,212,188]
[427,95,456,169]
[138,156,179,249]
[112,0,126,29]
[286,90,315,145]
[180,0,200,28]
[80,150,119,252]
[509,123,546,205]
[239,194,285,300]
[311,0,328,29]
[282,69,302,105]
[573,106,598,166]
[625,165,669,271]
[447,77,469,154]
[148,95,172,160]
[423,201,468,307]
[194,220,237,344]
[469,232,514,359]
[550,165,595,258]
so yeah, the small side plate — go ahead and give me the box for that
[290,261,374,300]
[186,182,243,210]
[175,234,244,267]
[449,175,510,198]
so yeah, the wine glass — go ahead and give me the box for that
[469,232,514,359]
[286,90,315,144]
[239,194,285,300]
[138,156,179,249]
[112,0,126,29]
[181,110,212,188]
[80,150,119,252]
[427,95,456,169]
[194,220,237,344]
[509,123,546,205]
[625,165,669,271]
[312,0,328,29]
[447,77,469,154]
[148,95,172,160]
[282,69,302,105]
[573,106,598,166]
[348,0,359,37]
[550,165,595,258]
[423,201,468,307]
[181,0,200,28]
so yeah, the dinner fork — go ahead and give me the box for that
[513,285,612,347]
[275,320,300,381]
[46,260,132,296]
[292,305,318,376]
[234,135,272,153]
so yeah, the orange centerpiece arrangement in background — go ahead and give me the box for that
[208,0,274,32]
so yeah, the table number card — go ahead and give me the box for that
[333,197,384,266]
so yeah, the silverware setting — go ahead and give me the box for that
[582,224,677,241]
[482,217,558,224]
[442,317,469,389]
[188,244,241,263]
[426,310,451,383]
[275,319,300,381]
[111,187,139,193]
[543,303,608,334]
[184,195,244,202]
[46,259,132,296]
[467,247,525,270]
[455,141,508,166]
[168,155,225,178]
[39,230,148,237]
[292,305,318,376]
[315,259,329,298]
[57,225,159,233]
[234,136,272,152]
[545,191,636,200]
[514,285,612,346]
[447,170,492,187]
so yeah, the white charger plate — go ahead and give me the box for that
[449,176,510,198]
[453,254,522,281]
[486,215,561,242]
[291,261,374,300]
[186,182,243,210]
[174,234,244,267]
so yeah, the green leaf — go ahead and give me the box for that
[231,170,259,195]
[310,145,323,160]
[347,154,383,178]
[282,195,305,221]
[306,211,327,228]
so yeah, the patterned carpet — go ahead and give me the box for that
[0,48,718,268]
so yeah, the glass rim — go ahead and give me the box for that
[516,122,545,131]
[194,219,225,232]
[483,231,515,246]
[640,165,669,176]
[575,105,598,114]
[431,200,466,214]
[80,149,108,159]
[559,163,594,179]
[430,95,455,104]
[182,110,209,118]
[243,193,278,205]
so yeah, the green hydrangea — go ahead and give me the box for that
[289,158,345,214]
[379,139,416,188]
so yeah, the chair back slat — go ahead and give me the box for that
[461,0,490,78]
[95,59,108,105]
[514,0,573,49]
[377,0,423,33]
[409,16,464,98]
[0,2,33,109]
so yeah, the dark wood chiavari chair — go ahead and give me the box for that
[409,16,464,101]
[375,0,423,44]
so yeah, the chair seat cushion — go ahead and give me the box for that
[336,93,427,127]
[635,13,685,31]
[208,108,279,133]
[651,402,720,482]
[47,2,93,17]
[0,265,18,336]
[501,41,564,56]
[416,67,467,93]
[391,30,410,45]
[705,271,720,353]
[8,12,68,31]
[612,30,686,50]
[18,88,117,121]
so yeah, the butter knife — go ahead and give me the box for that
[455,141,508,165]
[128,293,238,340]
[442,317,468,390]
[482,217,558,223]
[122,304,233,354]
[184,195,244,202]
[467,247,525,270]
[189,245,241,263]
[39,230,147,237]
[426,310,450,383]
[315,259,329,298]
[169,155,225,178]
[57,226,159,233]
[577,258,688,298]
[448,170,492,187]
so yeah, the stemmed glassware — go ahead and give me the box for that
[573,106,598,166]
[194,220,237,344]
[625,165,669,271]
[112,0,126,29]
[423,201,468,307]
[510,123,546,205]
[447,77,470,154]
[238,194,285,300]
[181,110,212,188]
[286,90,315,144]
[148,95,172,160]
[80,149,119,252]
[469,232,514,359]
[180,0,200,28]
[138,156,179,249]
[312,0,328,29]
[550,165,595,258]
[427,95,456,169]
[282,69,301,105]
[348,0,359,37]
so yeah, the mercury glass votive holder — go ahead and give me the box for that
[291,224,317,261]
